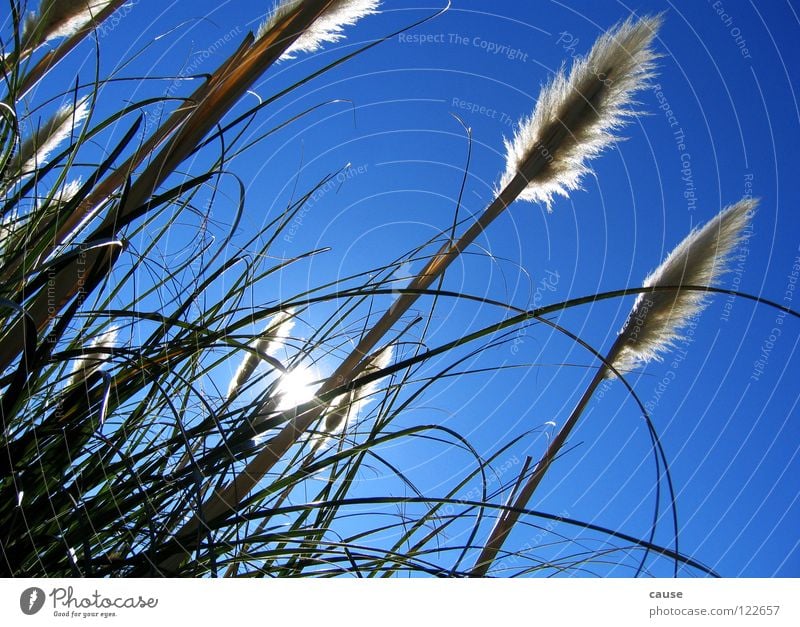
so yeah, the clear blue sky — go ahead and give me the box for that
[32,1,800,576]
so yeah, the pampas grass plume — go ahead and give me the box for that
[12,97,89,180]
[499,15,661,209]
[256,0,380,59]
[24,1,113,45]
[324,344,393,434]
[227,308,296,399]
[68,325,118,385]
[611,198,757,375]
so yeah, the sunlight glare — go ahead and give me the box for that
[276,366,317,410]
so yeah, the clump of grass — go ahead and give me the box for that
[185,15,666,540]
[0,1,792,579]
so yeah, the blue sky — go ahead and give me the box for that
[23,1,800,576]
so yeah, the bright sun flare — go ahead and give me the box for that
[276,366,317,410]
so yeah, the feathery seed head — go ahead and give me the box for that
[257,307,297,356]
[324,344,393,434]
[610,198,757,376]
[227,308,296,399]
[498,15,661,210]
[25,1,113,44]
[14,97,90,180]
[69,325,118,385]
[56,178,83,203]
[257,0,379,60]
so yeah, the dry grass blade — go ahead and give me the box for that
[47,32,256,253]
[99,0,338,229]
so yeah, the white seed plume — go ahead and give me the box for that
[0,210,20,255]
[12,97,90,180]
[24,1,113,45]
[256,0,380,60]
[54,177,83,203]
[324,344,393,435]
[29,178,90,265]
[36,176,83,208]
[68,325,118,386]
[52,178,94,249]
[498,15,661,210]
[227,308,296,399]
[611,198,757,376]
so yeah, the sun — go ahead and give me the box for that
[276,365,318,410]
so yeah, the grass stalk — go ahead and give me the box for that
[470,199,757,575]
[163,144,569,567]
[469,339,622,576]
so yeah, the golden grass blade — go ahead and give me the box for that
[46,31,257,252]
[100,0,336,230]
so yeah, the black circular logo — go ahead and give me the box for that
[20,587,45,615]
